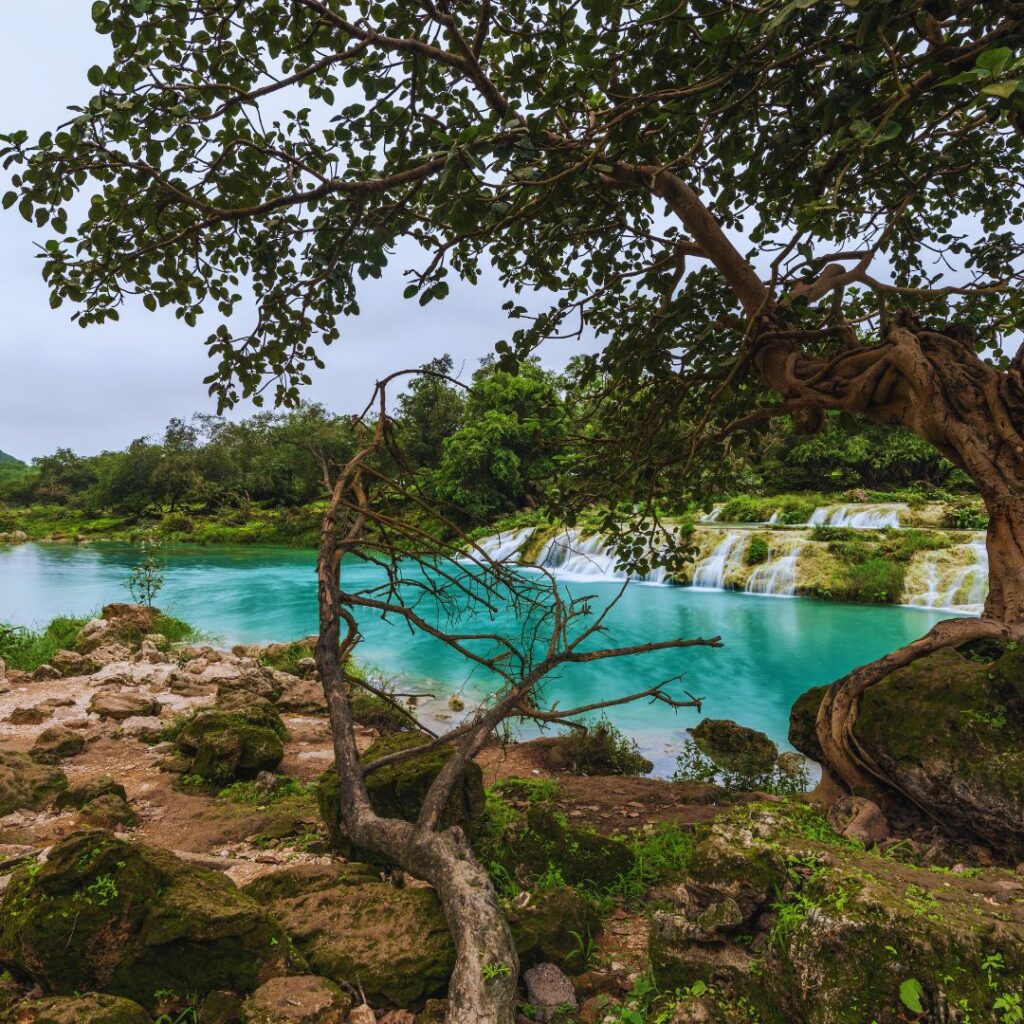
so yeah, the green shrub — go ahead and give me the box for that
[841,557,906,604]
[557,717,653,777]
[0,615,89,672]
[946,503,988,530]
[746,536,769,566]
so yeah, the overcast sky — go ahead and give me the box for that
[0,9,592,462]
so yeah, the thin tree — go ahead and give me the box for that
[309,371,716,1023]
[3,0,1024,898]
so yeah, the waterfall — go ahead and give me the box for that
[690,532,747,590]
[532,529,669,584]
[808,504,903,529]
[766,512,779,525]
[699,506,723,522]
[745,539,806,597]
[469,527,535,563]
[904,537,988,614]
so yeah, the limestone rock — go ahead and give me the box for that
[55,775,128,810]
[0,750,67,815]
[348,690,416,734]
[505,885,599,973]
[691,718,778,776]
[32,664,62,681]
[854,646,1024,857]
[30,992,152,1024]
[0,830,298,1010]
[317,731,483,853]
[88,689,161,721]
[0,657,7,694]
[176,701,285,782]
[240,975,351,1024]
[30,726,86,765]
[253,867,454,1009]
[789,685,829,763]
[50,649,96,677]
[79,792,137,829]
[295,657,318,678]
[522,963,576,1021]
[349,1006,375,1024]
[826,795,889,846]
[277,676,327,715]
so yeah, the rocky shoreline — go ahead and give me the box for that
[0,605,1022,1023]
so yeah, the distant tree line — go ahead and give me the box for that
[0,356,968,526]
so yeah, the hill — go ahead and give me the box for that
[0,450,24,466]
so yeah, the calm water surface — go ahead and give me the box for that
[0,542,951,773]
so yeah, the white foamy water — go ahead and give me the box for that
[903,536,988,614]
[808,504,904,529]
[690,532,748,590]
[744,539,807,597]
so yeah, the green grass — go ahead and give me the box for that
[0,615,89,671]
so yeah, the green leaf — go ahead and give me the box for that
[403,284,419,299]
[1,192,16,210]
[899,978,924,1014]
[87,65,105,87]
[981,80,1020,99]
[90,1,108,21]
[131,0,154,11]
[977,48,1013,75]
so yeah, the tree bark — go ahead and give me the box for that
[753,322,1024,806]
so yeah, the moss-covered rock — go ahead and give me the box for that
[505,885,599,974]
[31,725,86,764]
[79,792,138,829]
[854,646,1024,856]
[242,863,380,904]
[240,975,351,1024]
[258,873,455,1009]
[30,992,152,1024]
[691,719,778,776]
[316,732,484,852]
[789,685,828,763]
[479,802,635,891]
[0,830,298,1010]
[0,750,67,815]
[55,775,128,810]
[177,703,285,783]
[349,690,416,734]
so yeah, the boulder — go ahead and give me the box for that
[32,664,62,681]
[75,605,157,655]
[79,792,138,829]
[50,649,97,677]
[8,705,52,725]
[826,795,889,846]
[31,725,86,764]
[505,886,599,974]
[349,691,416,735]
[0,830,298,1010]
[176,703,286,782]
[214,663,283,705]
[30,992,152,1024]
[853,646,1024,857]
[55,775,128,810]
[789,685,829,763]
[522,963,576,1022]
[691,719,778,777]
[483,803,635,890]
[88,690,162,721]
[254,868,454,1009]
[240,976,351,1024]
[317,732,483,852]
[0,750,67,815]
[277,676,327,715]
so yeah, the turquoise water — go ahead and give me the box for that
[0,542,952,773]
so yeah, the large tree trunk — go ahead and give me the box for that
[754,322,1024,807]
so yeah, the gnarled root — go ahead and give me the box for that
[814,616,1023,807]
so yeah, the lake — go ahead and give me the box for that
[0,542,952,774]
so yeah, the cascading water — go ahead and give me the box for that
[690,532,747,590]
[469,527,535,563]
[744,539,807,597]
[699,506,723,522]
[904,537,988,614]
[808,504,904,529]
[533,529,669,584]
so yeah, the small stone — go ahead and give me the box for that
[87,690,162,721]
[581,995,620,1023]
[240,974,351,1023]
[379,1012,416,1024]
[32,664,62,681]
[826,795,889,846]
[31,726,86,765]
[349,1005,376,1024]
[0,657,7,694]
[523,963,577,1021]
[296,657,318,678]
[9,705,50,725]
[447,694,465,712]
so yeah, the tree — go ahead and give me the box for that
[433,360,565,520]
[395,354,466,470]
[4,1,1024,1015]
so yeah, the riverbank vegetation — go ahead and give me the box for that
[1,357,980,546]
